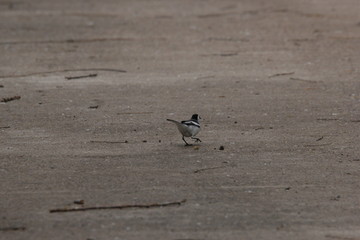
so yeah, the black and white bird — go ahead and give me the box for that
[167,114,202,146]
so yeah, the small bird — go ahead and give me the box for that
[167,114,202,146]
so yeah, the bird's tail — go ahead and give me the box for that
[166,119,180,124]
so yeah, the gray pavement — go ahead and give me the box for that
[1,0,360,239]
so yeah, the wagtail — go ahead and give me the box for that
[167,114,202,146]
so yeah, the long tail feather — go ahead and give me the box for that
[167,119,179,124]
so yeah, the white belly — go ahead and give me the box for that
[177,124,200,137]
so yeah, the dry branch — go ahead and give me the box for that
[0,68,126,79]
[49,199,187,213]
[66,73,97,80]
[1,96,21,102]
[268,72,295,78]
[89,140,128,144]
[194,166,227,173]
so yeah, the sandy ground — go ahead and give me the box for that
[1,0,360,239]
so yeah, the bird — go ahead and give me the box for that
[167,114,202,146]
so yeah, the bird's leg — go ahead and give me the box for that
[182,136,191,146]
[191,137,202,142]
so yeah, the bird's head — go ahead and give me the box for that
[191,114,200,121]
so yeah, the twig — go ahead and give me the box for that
[304,143,331,147]
[0,37,134,45]
[290,77,317,83]
[0,126,10,129]
[194,166,227,173]
[73,200,85,205]
[317,118,339,121]
[316,136,324,141]
[207,37,248,42]
[49,199,187,213]
[89,140,128,144]
[268,72,295,78]
[197,13,228,18]
[1,96,21,102]
[66,73,97,80]
[201,52,238,57]
[0,227,26,231]
[197,12,236,18]
[219,53,238,57]
[0,68,126,79]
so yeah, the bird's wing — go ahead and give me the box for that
[181,120,200,128]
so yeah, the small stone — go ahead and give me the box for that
[219,146,225,150]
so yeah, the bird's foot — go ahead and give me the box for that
[182,136,191,146]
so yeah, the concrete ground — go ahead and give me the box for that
[1,0,360,239]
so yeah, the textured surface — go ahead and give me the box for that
[1,0,360,239]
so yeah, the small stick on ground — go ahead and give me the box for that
[66,73,97,80]
[268,72,295,78]
[0,37,134,46]
[49,199,187,213]
[1,96,21,102]
[201,52,238,57]
[89,140,128,144]
[194,166,227,173]
[0,68,126,79]
[316,136,324,141]
[304,143,331,147]
[0,227,26,231]
[290,77,317,83]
